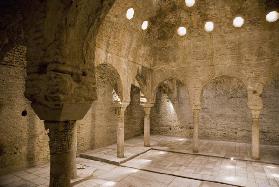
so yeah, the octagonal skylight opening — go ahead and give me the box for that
[266,11,279,23]
[177,27,187,36]
[205,21,214,32]
[233,16,244,28]
[141,21,149,30]
[126,8,135,20]
[185,0,196,7]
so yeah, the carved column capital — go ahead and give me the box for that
[113,102,129,117]
[192,106,201,111]
[25,62,96,121]
[141,103,154,116]
[250,109,261,120]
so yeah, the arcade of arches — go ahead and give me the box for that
[0,0,279,187]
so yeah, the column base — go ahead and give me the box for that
[144,143,150,147]
[252,157,260,160]
[117,153,125,158]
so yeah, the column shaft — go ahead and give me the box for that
[193,109,200,153]
[117,115,125,158]
[252,117,260,159]
[71,124,77,179]
[45,121,76,187]
[144,114,151,147]
[142,104,153,147]
[114,104,127,158]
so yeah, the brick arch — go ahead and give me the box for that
[150,78,193,137]
[200,75,251,142]
[96,63,124,102]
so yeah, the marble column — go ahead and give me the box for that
[251,110,261,160]
[193,108,201,153]
[142,103,154,147]
[44,121,76,187]
[114,103,128,158]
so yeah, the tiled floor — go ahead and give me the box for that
[150,135,279,164]
[123,150,279,187]
[0,158,96,187]
[80,137,152,165]
[0,158,233,187]
[1,135,279,187]
[81,135,279,165]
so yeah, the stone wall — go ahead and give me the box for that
[125,85,144,140]
[151,80,193,137]
[260,74,279,145]
[0,46,146,174]
[200,76,252,143]
[149,0,279,145]
[151,76,279,145]
[0,46,49,175]
[91,81,119,149]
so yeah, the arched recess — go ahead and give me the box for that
[124,85,145,140]
[150,78,193,137]
[77,63,123,150]
[200,76,251,142]
[260,74,279,145]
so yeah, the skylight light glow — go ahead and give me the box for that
[233,16,244,28]
[185,0,196,7]
[177,27,187,36]
[126,8,134,20]
[141,21,149,30]
[205,21,214,32]
[266,11,279,23]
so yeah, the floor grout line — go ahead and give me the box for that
[150,148,279,166]
[119,164,243,187]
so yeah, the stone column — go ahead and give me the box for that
[193,108,201,153]
[142,103,154,147]
[71,125,77,179]
[251,110,261,160]
[114,103,128,158]
[45,121,76,187]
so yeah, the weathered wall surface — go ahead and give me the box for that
[260,73,279,145]
[77,107,93,153]
[200,76,252,142]
[91,83,118,149]
[151,80,193,137]
[0,46,49,175]
[125,86,144,140]
[149,1,279,144]
[0,0,151,174]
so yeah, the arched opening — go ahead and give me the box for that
[77,64,123,150]
[124,85,144,140]
[151,79,192,137]
[200,76,251,142]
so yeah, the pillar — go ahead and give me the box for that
[71,125,77,179]
[193,108,200,153]
[142,103,154,147]
[114,103,128,158]
[45,121,76,187]
[251,110,261,160]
